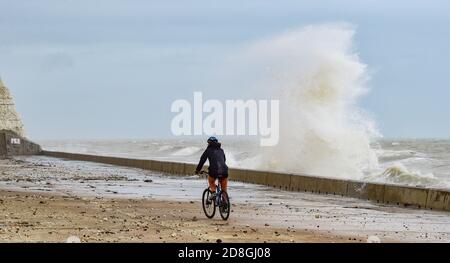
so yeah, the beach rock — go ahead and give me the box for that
[367,235,381,243]
[66,236,81,243]
[216,239,222,243]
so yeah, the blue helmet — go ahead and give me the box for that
[207,136,218,143]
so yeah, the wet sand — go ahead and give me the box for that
[0,190,353,243]
[1,156,450,243]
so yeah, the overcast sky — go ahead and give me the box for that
[1,0,449,140]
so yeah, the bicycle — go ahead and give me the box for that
[200,171,230,220]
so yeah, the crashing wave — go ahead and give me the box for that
[364,163,446,188]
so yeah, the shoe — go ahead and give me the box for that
[209,192,217,202]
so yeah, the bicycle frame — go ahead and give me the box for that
[201,171,222,206]
[215,181,222,206]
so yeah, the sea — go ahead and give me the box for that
[38,138,450,189]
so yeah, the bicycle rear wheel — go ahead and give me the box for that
[218,191,230,220]
[202,188,216,218]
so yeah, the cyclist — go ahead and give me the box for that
[195,136,228,200]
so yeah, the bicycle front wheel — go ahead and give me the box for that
[202,188,216,218]
[219,191,230,220]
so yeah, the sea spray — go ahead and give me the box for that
[236,24,380,179]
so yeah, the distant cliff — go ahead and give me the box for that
[0,77,25,137]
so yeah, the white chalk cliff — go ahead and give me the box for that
[0,77,25,137]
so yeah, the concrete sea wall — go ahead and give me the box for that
[41,150,450,212]
[0,130,41,158]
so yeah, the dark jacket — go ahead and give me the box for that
[196,142,228,178]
